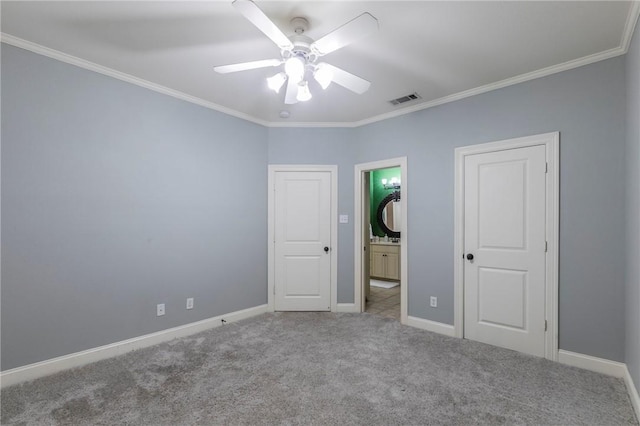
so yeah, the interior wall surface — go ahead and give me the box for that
[625,20,640,387]
[1,44,630,370]
[1,44,268,370]
[353,56,627,361]
[266,127,357,304]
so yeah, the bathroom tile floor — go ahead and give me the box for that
[365,284,400,321]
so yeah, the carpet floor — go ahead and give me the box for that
[1,312,637,425]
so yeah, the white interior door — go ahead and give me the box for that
[363,172,371,309]
[464,145,547,357]
[274,171,331,311]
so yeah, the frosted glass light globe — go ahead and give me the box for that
[284,56,305,84]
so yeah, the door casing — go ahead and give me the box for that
[454,133,559,360]
[354,157,408,324]
[268,165,338,312]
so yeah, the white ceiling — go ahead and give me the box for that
[2,1,638,126]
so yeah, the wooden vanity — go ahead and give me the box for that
[370,242,400,281]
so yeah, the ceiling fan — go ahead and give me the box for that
[214,0,378,104]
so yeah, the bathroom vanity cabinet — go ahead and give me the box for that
[370,242,400,281]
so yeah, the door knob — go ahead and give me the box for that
[324,246,329,253]
[466,253,474,261]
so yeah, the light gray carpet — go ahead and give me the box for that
[1,312,637,425]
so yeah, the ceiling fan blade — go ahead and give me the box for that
[311,13,378,56]
[232,0,294,51]
[321,63,371,94]
[214,59,281,74]
[284,77,298,104]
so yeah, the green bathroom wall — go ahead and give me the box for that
[370,167,401,237]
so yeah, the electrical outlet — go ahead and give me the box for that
[186,298,194,310]
[430,296,437,308]
[157,303,165,316]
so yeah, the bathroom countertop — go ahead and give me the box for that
[370,241,401,245]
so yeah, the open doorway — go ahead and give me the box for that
[367,167,402,320]
[354,157,408,324]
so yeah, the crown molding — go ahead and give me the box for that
[622,1,640,52]
[266,121,357,128]
[353,46,629,128]
[0,33,270,128]
[3,0,639,131]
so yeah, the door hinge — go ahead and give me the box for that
[545,241,548,252]
[545,162,548,173]
[544,320,548,332]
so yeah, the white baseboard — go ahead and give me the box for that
[407,316,456,337]
[624,366,640,421]
[557,349,640,419]
[0,304,267,389]
[335,303,359,313]
[557,349,626,378]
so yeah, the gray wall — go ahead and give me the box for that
[2,41,632,370]
[267,58,627,362]
[354,58,627,362]
[1,45,268,370]
[625,24,640,389]
[267,128,356,303]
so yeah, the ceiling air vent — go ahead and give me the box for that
[388,92,421,106]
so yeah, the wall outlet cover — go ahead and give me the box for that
[157,303,165,316]
[430,296,437,308]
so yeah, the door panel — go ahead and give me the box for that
[283,180,322,241]
[386,252,400,280]
[464,145,546,357]
[371,252,386,278]
[363,172,371,307]
[274,171,331,311]
[478,161,527,250]
[283,256,321,296]
[478,268,527,329]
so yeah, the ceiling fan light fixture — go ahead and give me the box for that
[296,81,312,102]
[267,72,287,93]
[314,63,333,90]
[284,56,305,83]
[216,2,379,106]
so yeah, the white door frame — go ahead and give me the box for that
[354,157,408,324]
[267,165,338,312]
[453,132,559,360]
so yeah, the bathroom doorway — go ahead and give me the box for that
[354,157,407,324]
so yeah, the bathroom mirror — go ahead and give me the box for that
[376,191,401,238]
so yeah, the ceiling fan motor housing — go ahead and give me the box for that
[288,35,312,56]
[282,34,318,71]
[290,17,309,35]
